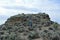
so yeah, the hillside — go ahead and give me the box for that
[0,13,60,40]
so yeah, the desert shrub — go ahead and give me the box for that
[1,25,7,30]
[53,22,59,30]
[8,32,16,40]
[52,36,59,40]
[49,27,54,30]
[2,27,7,30]
[28,26,36,31]
[43,30,48,33]
[0,37,3,40]
[28,27,33,31]
[7,26,12,30]
[28,31,40,39]
[40,31,47,38]
[0,31,4,35]
[18,27,25,33]
[0,35,9,40]
[23,32,28,36]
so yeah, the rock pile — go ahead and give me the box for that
[0,13,60,40]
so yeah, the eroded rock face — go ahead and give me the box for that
[0,13,60,40]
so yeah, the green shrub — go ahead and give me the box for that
[53,22,59,30]
[28,31,40,39]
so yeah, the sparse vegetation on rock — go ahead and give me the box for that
[0,13,60,40]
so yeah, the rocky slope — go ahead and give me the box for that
[0,13,60,40]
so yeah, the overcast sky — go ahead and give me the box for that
[0,0,60,25]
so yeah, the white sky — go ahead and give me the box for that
[0,0,60,25]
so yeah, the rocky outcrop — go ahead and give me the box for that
[0,13,60,40]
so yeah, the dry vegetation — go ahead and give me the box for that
[0,13,60,40]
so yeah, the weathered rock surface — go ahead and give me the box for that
[0,13,60,40]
